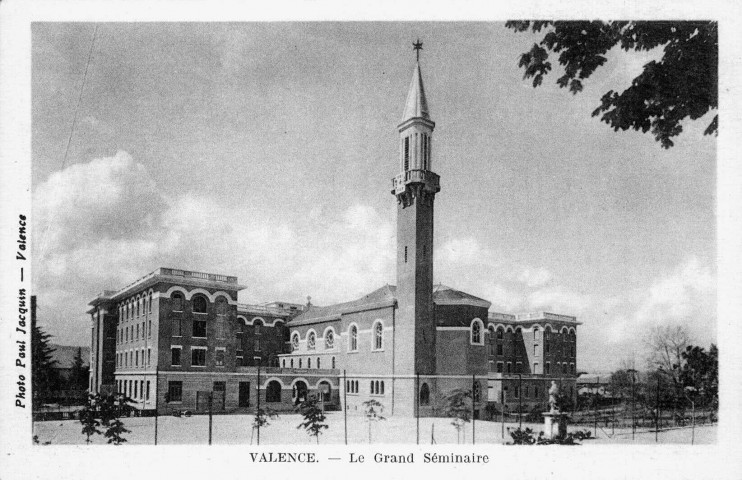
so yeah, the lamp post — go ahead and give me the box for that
[254,356,262,446]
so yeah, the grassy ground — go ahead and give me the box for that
[32,412,716,445]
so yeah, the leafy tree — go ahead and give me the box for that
[444,388,472,444]
[296,395,328,444]
[680,344,718,408]
[79,393,133,445]
[362,399,386,444]
[32,325,59,408]
[506,21,717,148]
[69,347,89,391]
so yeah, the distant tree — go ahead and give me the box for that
[69,347,89,391]
[680,344,718,408]
[32,325,59,408]
[444,389,472,444]
[296,395,328,444]
[645,325,689,384]
[362,399,386,444]
[506,21,717,148]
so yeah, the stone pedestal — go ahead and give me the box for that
[543,412,568,440]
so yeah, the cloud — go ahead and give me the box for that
[518,267,553,288]
[526,285,591,315]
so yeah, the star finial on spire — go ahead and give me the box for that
[412,39,423,61]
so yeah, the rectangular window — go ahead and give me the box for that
[545,362,551,374]
[136,324,139,340]
[497,344,503,356]
[404,136,409,170]
[148,320,152,338]
[193,319,207,338]
[215,348,225,367]
[147,348,152,366]
[496,362,504,373]
[171,347,182,366]
[516,362,523,373]
[514,386,520,399]
[146,381,150,400]
[172,318,182,337]
[135,350,139,367]
[534,344,539,356]
[168,381,183,402]
[254,339,261,352]
[534,362,539,374]
[125,327,129,342]
[213,381,226,392]
[236,349,243,366]
[546,343,550,354]
[191,347,206,367]
[506,362,512,373]
[134,381,138,399]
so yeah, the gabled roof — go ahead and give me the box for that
[401,62,430,123]
[289,283,492,326]
[433,284,492,308]
[290,284,396,326]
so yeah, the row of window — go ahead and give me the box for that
[117,348,152,369]
[492,360,576,375]
[117,379,150,402]
[119,292,153,322]
[484,342,576,358]
[117,320,152,344]
[345,379,386,396]
[281,356,337,370]
[472,321,577,345]
[170,293,230,315]
[402,132,432,171]
[505,384,574,400]
[165,380,328,404]
[291,322,384,353]
[170,346,224,367]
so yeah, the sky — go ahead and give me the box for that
[31,22,717,373]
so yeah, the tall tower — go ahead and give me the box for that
[393,41,439,379]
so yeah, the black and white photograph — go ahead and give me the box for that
[1,2,740,480]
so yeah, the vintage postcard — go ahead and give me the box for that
[0,1,740,480]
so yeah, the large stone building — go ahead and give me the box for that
[88,49,580,418]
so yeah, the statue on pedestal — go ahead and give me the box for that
[548,381,560,413]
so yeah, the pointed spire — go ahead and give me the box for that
[401,61,430,122]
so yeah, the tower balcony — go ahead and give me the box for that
[391,169,440,196]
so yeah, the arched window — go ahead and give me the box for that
[254,319,263,334]
[373,321,383,350]
[545,326,551,340]
[282,359,286,368]
[471,319,483,345]
[317,357,321,369]
[266,381,281,403]
[216,297,228,315]
[488,324,496,339]
[299,359,302,368]
[148,293,153,313]
[290,359,294,368]
[324,329,334,349]
[349,325,358,351]
[497,327,504,340]
[533,326,540,340]
[172,292,184,312]
[307,331,316,350]
[331,357,336,369]
[419,383,430,406]
[192,295,207,314]
[307,358,312,369]
[291,332,300,351]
